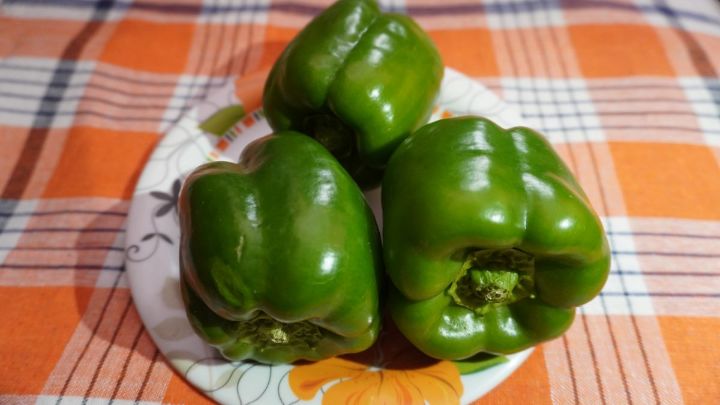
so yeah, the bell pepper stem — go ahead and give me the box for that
[448,248,535,314]
[237,313,325,350]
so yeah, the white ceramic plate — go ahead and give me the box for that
[125,67,532,404]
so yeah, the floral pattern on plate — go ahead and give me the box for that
[125,67,532,405]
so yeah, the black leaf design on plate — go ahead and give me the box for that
[172,178,181,197]
[156,202,175,217]
[150,191,174,201]
[158,233,173,244]
[140,232,173,245]
[151,179,182,218]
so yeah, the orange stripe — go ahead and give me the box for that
[610,142,720,220]
[100,19,196,73]
[43,127,158,199]
[429,29,499,77]
[235,68,270,112]
[163,372,215,405]
[0,286,93,395]
[474,348,552,404]
[569,24,675,77]
[659,317,720,403]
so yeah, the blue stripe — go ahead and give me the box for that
[0,246,124,251]
[0,91,176,110]
[0,200,19,234]
[611,270,720,277]
[6,0,720,28]
[0,107,172,123]
[534,124,720,135]
[655,0,720,125]
[0,62,179,86]
[601,291,720,298]
[501,81,720,93]
[613,250,720,258]
[511,97,718,105]
[0,263,125,270]
[523,110,720,120]
[3,109,718,135]
[0,76,227,91]
[0,209,126,217]
[609,231,720,240]
[0,227,124,233]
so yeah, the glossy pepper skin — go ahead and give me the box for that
[382,117,610,360]
[263,0,443,188]
[179,133,383,364]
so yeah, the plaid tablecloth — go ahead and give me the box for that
[1,0,719,404]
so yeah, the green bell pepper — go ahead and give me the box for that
[179,133,383,364]
[382,117,610,360]
[263,0,443,188]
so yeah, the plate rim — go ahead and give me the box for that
[124,66,533,405]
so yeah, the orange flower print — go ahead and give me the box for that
[289,321,463,405]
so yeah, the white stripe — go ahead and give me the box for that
[0,200,38,264]
[36,395,162,405]
[3,2,126,22]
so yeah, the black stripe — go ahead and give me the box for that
[609,231,720,240]
[2,0,115,201]
[512,97,717,105]
[602,291,720,298]
[1,227,124,233]
[633,23,720,397]
[579,307,607,404]
[528,3,633,402]
[562,334,581,405]
[108,325,146,405]
[0,264,124,270]
[523,110,719,120]
[596,297,632,402]
[530,124,720,135]
[0,76,226,92]
[9,0,720,28]
[135,348,160,403]
[0,209,127,217]
[0,246,123,251]
[0,91,174,110]
[2,71,717,93]
[405,0,720,25]
[222,0,245,79]
[56,271,123,404]
[199,0,231,99]
[0,107,173,123]
[496,1,520,80]
[611,106,690,400]
[174,0,217,120]
[612,270,720,277]
[82,295,134,404]
[3,246,716,275]
[657,0,719,78]
[0,200,18,234]
[238,0,258,77]
[0,62,177,86]
[595,95,661,405]
[3,237,720,259]
[522,4,604,401]
[656,0,720,146]
[11,98,720,129]
[504,81,720,92]
[502,84,720,134]
[613,251,720,258]
[0,77,226,120]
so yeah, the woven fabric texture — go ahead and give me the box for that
[1,0,719,403]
